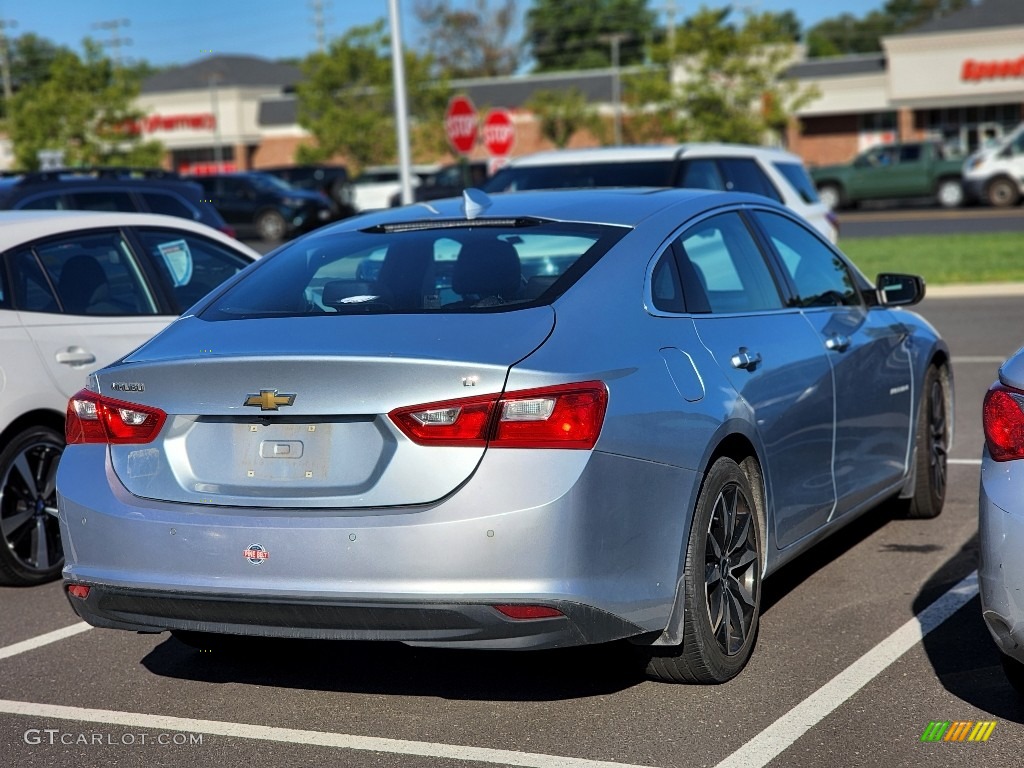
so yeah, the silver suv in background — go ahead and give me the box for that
[482,144,838,242]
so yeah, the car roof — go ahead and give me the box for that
[0,210,261,258]
[506,143,802,166]
[327,187,777,231]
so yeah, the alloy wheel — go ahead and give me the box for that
[703,482,758,657]
[0,437,63,575]
[928,377,948,502]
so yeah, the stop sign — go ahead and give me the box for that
[445,95,478,155]
[483,108,515,156]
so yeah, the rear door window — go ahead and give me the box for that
[677,159,726,190]
[717,158,782,202]
[67,190,137,212]
[17,193,65,210]
[773,162,820,204]
[7,249,58,312]
[140,191,197,220]
[676,212,782,314]
[484,161,675,191]
[33,232,159,315]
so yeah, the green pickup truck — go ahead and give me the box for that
[810,141,964,209]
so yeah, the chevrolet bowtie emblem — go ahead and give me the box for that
[243,389,297,411]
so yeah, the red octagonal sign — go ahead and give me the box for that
[483,108,515,156]
[445,95,478,155]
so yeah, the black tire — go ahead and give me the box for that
[1001,652,1024,697]
[645,457,762,683]
[935,177,963,209]
[817,183,844,211]
[255,210,287,242]
[987,177,1021,208]
[903,365,948,519]
[0,425,65,586]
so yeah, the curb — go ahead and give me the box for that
[924,282,1024,299]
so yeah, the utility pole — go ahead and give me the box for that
[600,33,627,146]
[663,0,678,56]
[0,18,16,105]
[92,18,131,67]
[388,0,413,206]
[310,0,331,54]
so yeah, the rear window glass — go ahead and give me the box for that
[718,158,782,202]
[773,162,820,204]
[483,161,675,192]
[201,220,624,320]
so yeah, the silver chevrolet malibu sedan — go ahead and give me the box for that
[981,352,1024,693]
[57,188,951,683]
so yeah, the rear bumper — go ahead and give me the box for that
[58,445,695,650]
[979,452,1024,664]
[64,586,645,649]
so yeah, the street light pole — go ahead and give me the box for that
[388,0,414,206]
[600,33,626,146]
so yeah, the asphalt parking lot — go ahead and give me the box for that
[2,256,1023,767]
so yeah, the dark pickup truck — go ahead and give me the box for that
[811,141,964,209]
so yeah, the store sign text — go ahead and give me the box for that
[120,113,217,135]
[961,56,1024,82]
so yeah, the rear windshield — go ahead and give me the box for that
[772,162,820,204]
[483,161,675,192]
[200,220,625,320]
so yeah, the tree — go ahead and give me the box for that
[806,0,970,57]
[526,88,601,147]
[296,21,450,169]
[633,8,817,145]
[8,39,162,170]
[414,0,520,77]
[526,0,656,72]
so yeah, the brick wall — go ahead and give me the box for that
[788,114,861,167]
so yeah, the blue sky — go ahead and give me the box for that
[0,1,886,67]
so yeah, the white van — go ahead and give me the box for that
[962,124,1024,207]
[481,144,839,243]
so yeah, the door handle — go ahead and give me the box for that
[825,334,850,352]
[730,347,762,371]
[55,347,96,366]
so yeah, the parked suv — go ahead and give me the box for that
[482,144,837,242]
[260,164,357,218]
[0,167,234,236]
[190,172,334,241]
[963,123,1024,207]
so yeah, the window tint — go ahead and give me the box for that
[650,251,685,313]
[718,158,782,202]
[18,193,64,210]
[67,190,136,212]
[754,211,860,308]
[9,249,60,313]
[201,222,622,320]
[773,162,820,204]
[483,161,675,192]
[136,228,251,311]
[677,213,782,313]
[33,232,158,315]
[899,144,921,163]
[141,191,196,220]
[677,159,725,190]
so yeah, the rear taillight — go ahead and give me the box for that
[66,389,167,445]
[492,605,564,620]
[389,381,607,450]
[983,384,1024,462]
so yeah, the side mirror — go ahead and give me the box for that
[876,273,925,306]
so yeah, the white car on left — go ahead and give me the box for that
[0,210,259,585]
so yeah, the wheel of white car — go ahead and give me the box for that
[936,178,963,208]
[0,425,65,585]
[987,177,1021,208]
[644,456,762,683]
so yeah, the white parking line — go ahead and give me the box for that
[948,458,982,465]
[713,570,979,768]
[0,623,91,662]
[951,356,1006,364]
[0,697,656,768]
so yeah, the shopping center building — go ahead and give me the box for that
[131,0,1023,172]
